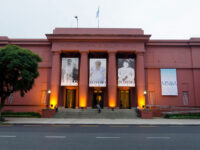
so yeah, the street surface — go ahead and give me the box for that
[0,124,199,150]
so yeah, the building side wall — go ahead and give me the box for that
[1,44,52,113]
[145,44,200,107]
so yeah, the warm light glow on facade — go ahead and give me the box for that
[79,98,87,108]
[49,97,57,109]
[138,96,146,109]
[109,99,116,108]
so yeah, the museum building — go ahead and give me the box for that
[0,28,200,113]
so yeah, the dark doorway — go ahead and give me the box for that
[119,90,130,109]
[93,90,104,108]
[65,89,76,108]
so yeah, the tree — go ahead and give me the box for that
[0,45,42,121]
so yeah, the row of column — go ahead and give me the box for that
[49,51,146,109]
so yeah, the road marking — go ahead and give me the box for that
[110,125,129,128]
[146,137,171,139]
[0,135,16,138]
[80,125,98,127]
[24,125,41,127]
[140,125,157,128]
[52,125,70,127]
[45,136,66,139]
[96,137,120,139]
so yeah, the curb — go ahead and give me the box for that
[1,122,200,126]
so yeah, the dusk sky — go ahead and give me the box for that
[0,0,200,39]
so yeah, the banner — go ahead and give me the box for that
[61,58,79,86]
[161,69,178,96]
[89,59,106,87]
[118,58,135,87]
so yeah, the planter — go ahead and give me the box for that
[141,109,153,119]
[42,109,56,118]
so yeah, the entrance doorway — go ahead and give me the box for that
[93,90,103,108]
[119,90,130,109]
[65,89,76,108]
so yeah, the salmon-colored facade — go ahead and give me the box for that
[0,28,200,113]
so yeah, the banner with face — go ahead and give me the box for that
[89,59,106,87]
[118,58,135,87]
[61,58,79,86]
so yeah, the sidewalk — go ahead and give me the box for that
[1,117,200,125]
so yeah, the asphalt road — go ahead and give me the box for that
[0,124,200,150]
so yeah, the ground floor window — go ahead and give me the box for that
[182,91,189,105]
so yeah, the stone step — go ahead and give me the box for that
[53,107,138,119]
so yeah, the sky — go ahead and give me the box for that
[0,0,200,39]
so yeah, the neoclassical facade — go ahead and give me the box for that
[0,28,200,113]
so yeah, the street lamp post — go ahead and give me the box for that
[74,16,78,28]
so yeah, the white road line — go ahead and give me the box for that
[96,137,120,139]
[0,135,16,138]
[146,137,171,139]
[45,136,66,139]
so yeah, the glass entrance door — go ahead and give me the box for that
[93,90,103,108]
[120,90,130,109]
[65,89,76,108]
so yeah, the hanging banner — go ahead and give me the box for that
[118,58,135,87]
[61,58,79,86]
[89,59,106,87]
[161,69,178,96]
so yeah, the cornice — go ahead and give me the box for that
[147,39,200,46]
[0,37,51,46]
[46,34,151,42]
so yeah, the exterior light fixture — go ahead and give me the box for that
[74,16,78,28]
[48,90,51,94]
[144,90,147,95]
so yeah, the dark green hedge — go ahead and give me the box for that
[2,112,41,118]
[164,113,200,119]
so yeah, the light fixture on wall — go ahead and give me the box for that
[144,90,147,95]
[47,90,51,94]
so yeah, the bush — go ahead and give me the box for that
[164,113,200,119]
[2,112,41,118]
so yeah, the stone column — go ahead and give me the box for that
[108,52,117,108]
[136,52,146,109]
[49,52,60,109]
[79,51,88,108]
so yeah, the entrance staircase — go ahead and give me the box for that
[53,107,138,119]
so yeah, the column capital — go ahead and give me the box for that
[52,51,61,55]
[136,52,144,56]
[108,51,117,55]
[80,50,89,54]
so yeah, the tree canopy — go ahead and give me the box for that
[0,45,42,120]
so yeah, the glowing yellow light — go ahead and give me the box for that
[79,98,87,108]
[109,99,116,108]
[138,96,145,109]
[49,98,57,109]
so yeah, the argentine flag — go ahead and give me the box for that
[96,7,100,18]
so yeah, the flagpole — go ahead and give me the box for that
[98,17,99,28]
[96,7,100,28]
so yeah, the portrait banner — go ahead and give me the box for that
[61,58,79,86]
[118,58,135,87]
[89,59,106,87]
[161,69,178,96]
